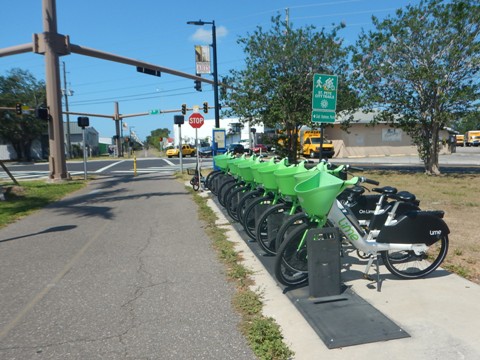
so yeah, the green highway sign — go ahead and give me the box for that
[149,109,160,115]
[311,110,335,123]
[312,73,338,123]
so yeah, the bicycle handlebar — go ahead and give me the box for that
[359,177,380,186]
[348,165,365,172]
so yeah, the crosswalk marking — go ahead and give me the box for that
[0,165,197,180]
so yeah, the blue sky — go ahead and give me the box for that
[1,0,418,140]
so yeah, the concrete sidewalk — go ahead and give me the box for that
[203,189,480,360]
[0,173,256,359]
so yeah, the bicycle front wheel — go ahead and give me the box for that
[242,195,273,240]
[205,170,222,192]
[255,203,292,256]
[225,186,249,222]
[274,223,311,287]
[381,235,449,279]
[191,177,199,191]
[275,211,310,252]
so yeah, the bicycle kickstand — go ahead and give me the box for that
[363,254,381,292]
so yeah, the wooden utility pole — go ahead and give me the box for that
[42,0,69,181]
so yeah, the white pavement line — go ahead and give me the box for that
[205,196,328,358]
[162,158,175,166]
[95,160,126,173]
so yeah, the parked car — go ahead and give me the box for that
[252,144,268,154]
[227,143,245,154]
[166,144,196,158]
[198,146,213,157]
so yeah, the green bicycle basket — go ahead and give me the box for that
[237,156,259,182]
[294,171,345,217]
[274,162,308,197]
[214,153,233,171]
[227,155,247,177]
[258,160,289,191]
[251,158,275,184]
[292,162,330,186]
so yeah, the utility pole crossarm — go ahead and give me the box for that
[63,111,116,119]
[0,43,33,57]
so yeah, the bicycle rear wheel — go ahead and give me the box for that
[274,223,311,287]
[381,235,449,279]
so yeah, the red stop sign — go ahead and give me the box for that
[189,113,204,128]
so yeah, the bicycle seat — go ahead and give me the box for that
[349,186,365,195]
[391,191,416,202]
[372,186,397,194]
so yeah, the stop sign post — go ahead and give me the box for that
[189,112,204,180]
[189,112,204,128]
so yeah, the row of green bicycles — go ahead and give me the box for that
[204,152,449,288]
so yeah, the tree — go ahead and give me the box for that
[0,68,47,161]
[146,128,170,150]
[223,16,358,162]
[351,0,480,174]
[453,109,480,134]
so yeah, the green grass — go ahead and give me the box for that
[0,180,86,228]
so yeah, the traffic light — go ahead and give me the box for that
[181,104,186,115]
[35,107,50,120]
[194,79,202,92]
[15,103,22,115]
[174,115,185,125]
[159,137,163,142]
[77,116,89,128]
[203,102,208,114]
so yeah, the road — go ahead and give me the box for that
[1,147,479,181]
[0,157,208,181]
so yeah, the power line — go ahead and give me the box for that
[69,89,212,107]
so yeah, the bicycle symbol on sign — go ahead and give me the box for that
[315,77,336,92]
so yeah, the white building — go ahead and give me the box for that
[172,117,265,146]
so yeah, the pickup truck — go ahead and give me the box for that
[166,144,196,158]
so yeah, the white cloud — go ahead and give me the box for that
[190,26,228,44]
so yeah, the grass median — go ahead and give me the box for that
[0,180,86,228]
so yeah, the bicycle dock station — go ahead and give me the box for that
[203,153,417,349]
[228,214,410,349]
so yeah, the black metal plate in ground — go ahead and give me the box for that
[229,218,410,349]
[290,286,409,348]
